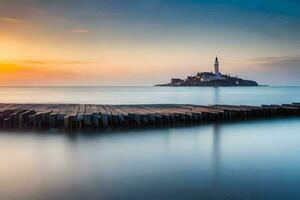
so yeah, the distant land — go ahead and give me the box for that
[156,57,259,87]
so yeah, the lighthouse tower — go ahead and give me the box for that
[214,56,220,75]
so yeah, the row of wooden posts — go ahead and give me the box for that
[0,103,299,130]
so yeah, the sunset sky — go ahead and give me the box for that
[0,0,300,86]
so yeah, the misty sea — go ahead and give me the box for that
[1,86,300,200]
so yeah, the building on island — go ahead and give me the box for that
[214,56,220,75]
[156,57,258,87]
[199,57,226,82]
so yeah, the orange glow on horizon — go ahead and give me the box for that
[0,20,298,85]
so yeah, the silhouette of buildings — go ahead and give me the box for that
[157,57,258,87]
[214,56,220,75]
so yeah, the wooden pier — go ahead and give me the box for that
[0,103,299,131]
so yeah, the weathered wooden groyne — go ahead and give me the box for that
[0,103,299,130]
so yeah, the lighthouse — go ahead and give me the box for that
[214,56,220,75]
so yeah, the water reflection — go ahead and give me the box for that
[212,87,221,190]
[212,87,221,193]
[213,87,220,104]
[212,124,221,189]
[1,118,300,199]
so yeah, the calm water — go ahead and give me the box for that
[0,86,299,105]
[1,86,300,200]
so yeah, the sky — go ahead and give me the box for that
[0,0,300,86]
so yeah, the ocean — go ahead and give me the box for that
[0,86,300,200]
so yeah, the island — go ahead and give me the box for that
[156,57,259,87]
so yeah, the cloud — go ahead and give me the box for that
[249,56,300,67]
[245,56,300,85]
[72,29,90,33]
[0,17,22,23]
[7,59,94,65]
[29,7,49,15]
[250,57,282,63]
